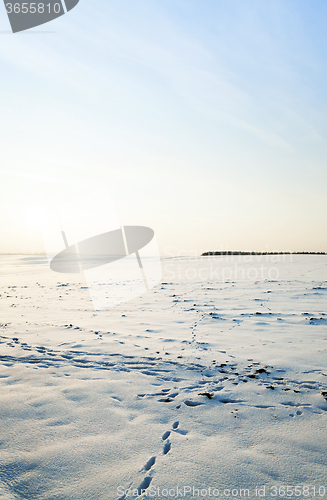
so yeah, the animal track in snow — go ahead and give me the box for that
[118,420,187,499]
[1,335,326,417]
[184,400,204,407]
[137,476,152,496]
[289,410,303,418]
[142,456,156,471]
[163,440,171,455]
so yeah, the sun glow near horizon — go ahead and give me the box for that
[0,0,327,254]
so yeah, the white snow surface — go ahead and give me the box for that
[0,254,326,499]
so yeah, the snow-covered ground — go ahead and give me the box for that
[0,254,326,499]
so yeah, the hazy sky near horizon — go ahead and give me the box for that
[0,0,327,255]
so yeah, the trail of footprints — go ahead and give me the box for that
[1,334,327,416]
[118,421,183,499]
[136,361,327,415]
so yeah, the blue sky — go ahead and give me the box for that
[0,0,327,254]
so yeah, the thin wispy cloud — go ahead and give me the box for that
[0,0,326,253]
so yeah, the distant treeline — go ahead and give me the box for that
[201,251,326,256]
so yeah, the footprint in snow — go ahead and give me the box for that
[163,440,171,455]
[137,476,152,496]
[289,410,303,417]
[142,456,156,471]
[184,400,204,407]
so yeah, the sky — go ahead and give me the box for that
[0,0,327,256]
